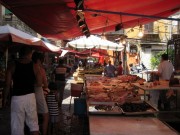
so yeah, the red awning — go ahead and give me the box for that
[60,48,108,58]
[91,53,103,58]
[80,48,108,56]
[0,0,179,40]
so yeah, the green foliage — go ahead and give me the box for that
[150,51,165,69]
[150,57,158,69]
[150,48,174,69]
[168,48,175,65]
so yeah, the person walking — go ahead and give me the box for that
[32,52,49,135]
[4,46,41,135]
[52,58,70,108]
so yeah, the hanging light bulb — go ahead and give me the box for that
[138,30,144,37]
[138,24,143,37]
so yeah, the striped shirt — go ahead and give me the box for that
[46,93,59,116]
[54,67,67,81]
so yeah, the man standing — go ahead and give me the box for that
[4,46,41,135]
[104,60,116,77]
[156,54,174,110]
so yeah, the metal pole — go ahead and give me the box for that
[123,45,127,74]
[69,7,180,21]
[5,48,8,69]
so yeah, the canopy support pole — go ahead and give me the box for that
[5,48,8,69]
[69,7,180,21]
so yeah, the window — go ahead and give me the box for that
[144,23,154,33]
[130,45,137,54]
[5,9,12,15]
[4,8,13,21]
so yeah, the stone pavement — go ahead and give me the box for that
[0,77,89,135]
[0,105,11,135]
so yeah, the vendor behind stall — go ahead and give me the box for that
[104,60,116,77]
[154,54,174,110]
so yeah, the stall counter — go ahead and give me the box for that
[89,116,178,135]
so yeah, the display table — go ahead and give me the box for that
[133,82,180,91]
[89,116,178,135]
[140,70,154,81]
[85,75,180,134]
[132,82,180,100]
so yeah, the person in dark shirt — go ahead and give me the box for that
[4,46,41,135]
[104,60,116,77]
[52,58,70,108]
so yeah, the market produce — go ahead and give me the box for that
[117,75,145,83]
[86,75,143,103]
[94,105,113,111]
[119,102,151,112]
[89,92,111,102]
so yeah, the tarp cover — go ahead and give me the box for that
[0,0,179,40]
[0,25,61,52]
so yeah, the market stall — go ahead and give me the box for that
[84,75,180,134]
[67,35,124,83]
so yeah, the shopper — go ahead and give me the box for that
[117,61,123,76]
[104,60,116,77]
[156,54,174,110]
[46,82,59,134]
[4,46,41,135]
[52,58,70,108]
[32,52,49,135]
